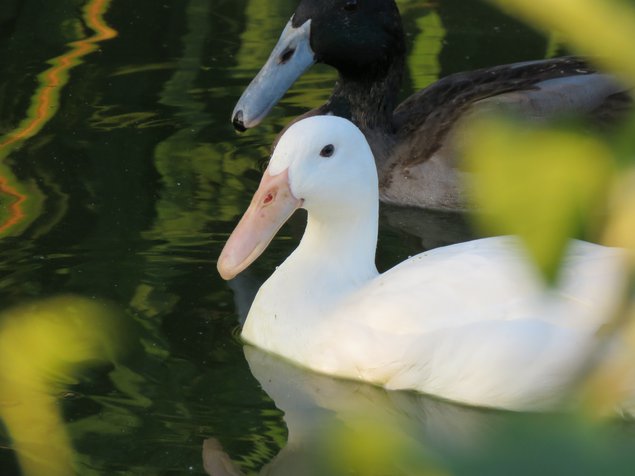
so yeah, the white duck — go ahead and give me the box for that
[218,115,628,412]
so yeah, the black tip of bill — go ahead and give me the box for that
[232,110,246,132]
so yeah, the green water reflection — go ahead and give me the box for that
[0,0,629,475]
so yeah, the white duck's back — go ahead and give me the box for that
[341,236,625,335]
[298,237,627,410]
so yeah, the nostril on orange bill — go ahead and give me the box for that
[263,192,275,205]
[217,168,301,280]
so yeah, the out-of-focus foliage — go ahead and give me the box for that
[463,119,614,282]
[604,172,635,259]
[471,0,635,273]
[0,295,125,476]
[463,0,635,419]
[321,420,448,476]
[491,0,635,87]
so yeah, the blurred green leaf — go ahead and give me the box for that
[490,0,635,87]
[320,419,448,476]
[462,117,614,283]
[604,172,635,260]
[0,295,125,476]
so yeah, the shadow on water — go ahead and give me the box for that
[0,0,632,474]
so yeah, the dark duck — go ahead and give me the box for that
[231,0,631,210]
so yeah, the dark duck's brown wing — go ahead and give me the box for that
[378,57,630,209]
[392,57,630,168]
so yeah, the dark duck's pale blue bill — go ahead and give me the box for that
[232,18,316,131]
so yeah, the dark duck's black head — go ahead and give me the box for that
[232,0,406,132]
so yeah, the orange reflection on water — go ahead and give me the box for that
[0,176,26,234]
[0,0,118,234]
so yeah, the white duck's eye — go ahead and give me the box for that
[320,144,335,157]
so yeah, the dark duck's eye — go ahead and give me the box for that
[320,144,335,157]
[344,0,358,12]
[279,47,295,64]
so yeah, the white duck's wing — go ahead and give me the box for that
[318,289,595,410]
[301,237,626,410]
[337,236,626,336]
[385,317,593,410]
[337,236,541,335]
[541,239,628,329]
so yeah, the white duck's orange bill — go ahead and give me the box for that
[217,168,301,280]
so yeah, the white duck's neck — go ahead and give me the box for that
[243,196,379,351]
[293,204,380,285]
[248,197,380,333]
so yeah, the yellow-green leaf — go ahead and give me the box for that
[490,0,635,87]
[462,117,614,283]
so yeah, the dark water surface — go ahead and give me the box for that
[2,1,631,475]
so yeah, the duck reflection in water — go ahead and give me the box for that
[202,346,512,476]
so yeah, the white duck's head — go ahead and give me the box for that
[218,115,378,280]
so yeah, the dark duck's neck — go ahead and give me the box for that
[292,0,405,125]
[306,0,406,165]
[325,52,405,133]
